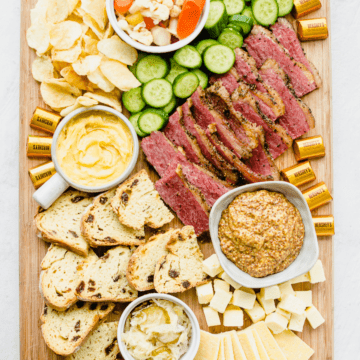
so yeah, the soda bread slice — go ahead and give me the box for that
[154,226,210,293]
[41,301,115,356]
[65,322,121,360]
[35,191,93,256]
[81,188,145,247]
[40,245,98,311]
[76,246,138,302]
[126,229,178,291]
[111,170,174,230]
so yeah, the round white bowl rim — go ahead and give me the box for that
[51,105,139,193]
[117,293,201,360]
[106,0,210,53]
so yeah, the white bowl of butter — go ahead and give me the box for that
[33,105,139,209]
[118,294,200,360]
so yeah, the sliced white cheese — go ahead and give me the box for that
[194,330,221,360]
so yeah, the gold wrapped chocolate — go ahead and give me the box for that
[297,18,328,42]
[313,215,335,237]
[293,135,325,162]
[30,107,61,134]
[292,0,322,19]
[28,161,56,189]
[302,182,332,211]
[27,136,52,158]
[281,161,316,187]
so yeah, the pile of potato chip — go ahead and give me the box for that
[27,0,141,116]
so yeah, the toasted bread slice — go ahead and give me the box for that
[81,188,145,247]
[111,170,174,230]
[35,190,93,256]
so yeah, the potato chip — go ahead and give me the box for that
[97,36,137,66]
[60,95,98,116]
[83,35,99,55]
[84,89,122,112]
[46,0,69,24]
[53,61,69,73]
[81,0,107,30]
[45,78,82,96]
[83,14,105,40]
[51,39,82,63]
[60,66,93,91]
[104,22,114,39]
[32,56,55,82]
[67,0,79,15]
[100,58,141,91]
[50,21,82,50]
[30,0,47,25]
[26,24,51,55]
[87,68,115,92]
[72,55,102,76]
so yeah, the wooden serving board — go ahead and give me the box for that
[19,1,333,359]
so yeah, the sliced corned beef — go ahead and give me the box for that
[209,69,240,95]
[245,25,317,97]
[260,59,315,139]
[271,18,322,88]
[155,164,210,235]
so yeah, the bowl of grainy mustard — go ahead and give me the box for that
[209,181,319,289]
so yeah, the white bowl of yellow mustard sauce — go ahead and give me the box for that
[33,105,139,209]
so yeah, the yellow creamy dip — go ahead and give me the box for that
[56,111,133,187]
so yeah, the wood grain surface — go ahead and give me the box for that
[19,1,333,359]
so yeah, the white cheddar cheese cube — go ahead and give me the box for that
[203,254,223,277]
[196,282,214,305]
[260,285,281,300]
[276,308,291,320]
[309,259,326,284]
[289,312,306,332]
[223,305,244,327]
[214,279,230,293]
[232,289,256,310]
[220,272,242,290]
[265,312,288,334]
[210,289,232,313]
[306,305,325,329]
[295,291,312,307]
[278,295,306,315]
[244,300,265,323]
[240,286,256,295]
[278,281,295,299]
[290,273,310,284]
[257,292,276,315]
[203,306,221,327]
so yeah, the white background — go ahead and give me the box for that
[1,0,360,359]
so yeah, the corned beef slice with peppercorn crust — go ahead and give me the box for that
[209,68,240,94]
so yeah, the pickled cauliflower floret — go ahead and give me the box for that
[118,19,133,32]
[170,5,181,18]
[129,27,153,46]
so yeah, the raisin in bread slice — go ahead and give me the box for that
[126,229,179,291]
[65,322,121,360]
[35,190,93,256]
[154,226,210,293]
[40,245,98,311]
[81,188,145,247]
[76,246,138,302]
[41,301,114,356]
[111,170,174,230]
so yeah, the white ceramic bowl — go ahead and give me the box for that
[209,181,319,289]
[118,293,200,360]
[106,0,210,53]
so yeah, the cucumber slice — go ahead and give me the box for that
[223,0,245,16]
[165,59,188,84]
[229,14,254,34]
[218,29,244,49]
[138,109,168,134]
[205,1,228,38]
[191,69,209,89]
[162,96,177,114]
[173,45,202,69]
[122,87,146,114]
[196,39,219,56]
[173,72,200,99]
[129,112,147,137]
[203,44,235,74]
[276,0,294,16]
[142,79,173,108]
[135,55,169,84]
[129,52,147,76]
[252,0,279,26]
[226,23,244,35]
[242,5,258,25]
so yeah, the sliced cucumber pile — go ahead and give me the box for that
[252,0,279,26]
[203,44,235,74]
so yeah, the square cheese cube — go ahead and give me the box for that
[295,291,312,307]
[278,295,306,315]
[309,259,326,284]
[244,300,265,323]
[196,282,214,305]
[223,305,244,327]
[232,289,256,309]
[260,285,281,300]
[209,289,232,313]
[289,313,306,332]
[306,305,325,329]
[257,292,276,315]
[203,306,221,327]
[278,281,295,299]
[240,286,255,295]
[265,312,288,334]
[220,272,241,290]
[202,254,223,277]
[214,279,230,293]
[290,273,310,284]
[276,308,291,320]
